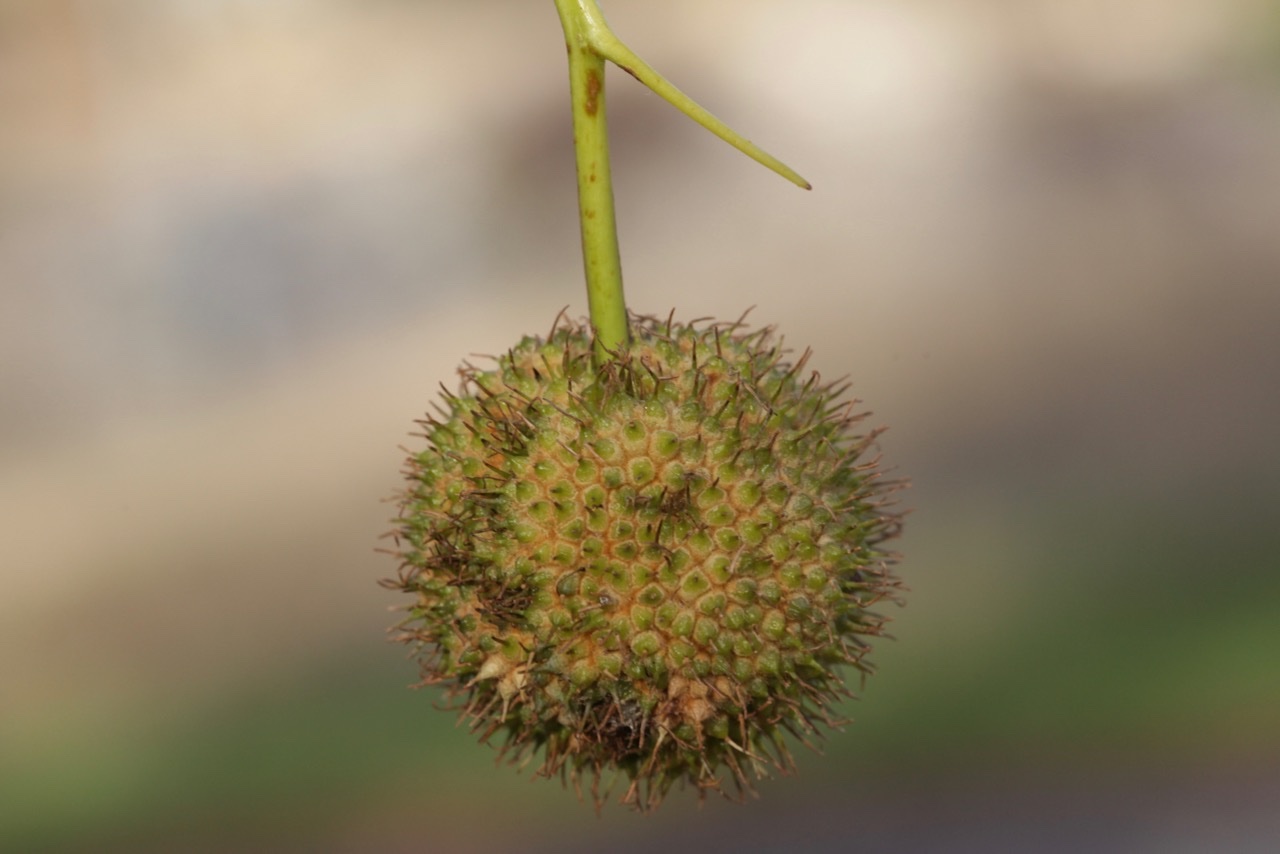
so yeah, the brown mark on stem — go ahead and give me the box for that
[585,68,602,117]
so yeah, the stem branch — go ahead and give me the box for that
[553,0,811,364]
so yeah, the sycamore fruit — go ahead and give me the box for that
[385,313,902,810]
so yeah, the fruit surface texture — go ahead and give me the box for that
[387,313,903,809]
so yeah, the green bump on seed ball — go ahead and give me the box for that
[385,314,903,811]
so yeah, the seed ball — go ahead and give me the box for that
[385,313,903,810]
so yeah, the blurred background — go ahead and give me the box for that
[2,0,1279,850]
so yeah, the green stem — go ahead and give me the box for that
[553,0,812,364]
[555,0,629,362]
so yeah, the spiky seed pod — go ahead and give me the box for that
[385,313,903,810]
